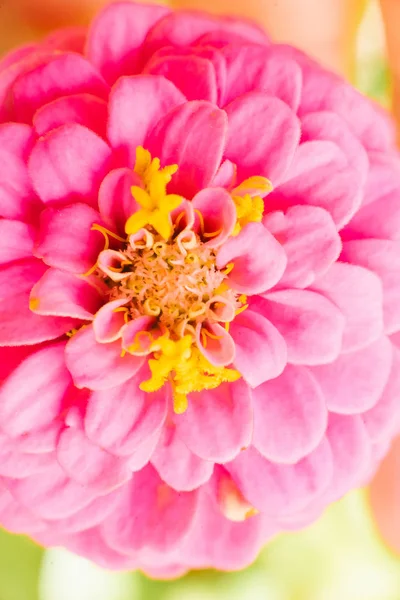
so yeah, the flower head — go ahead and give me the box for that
[1,0,400,578]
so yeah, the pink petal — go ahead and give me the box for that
[311,262,384,352]
[224,92,300,185]
[264,205,342,288]
[33,94,108,139]
[65,325,144,390]
[12,53,109,123]
[0,259,78,346]
[0,123,40,221]
[196,321,236,367]
[227,439,332,516]
[92,299,129,343]
[145,55,217,103]
[57,427,132,494]
[0,484,47,535]
[342,239,400,335]
[151,425,214,492]
[146,100,228,198]
[98,167,140,234]
[86,1,170,84]
[43,27,87,54]
[102,465,198,553]
[35,203,105,274]
[229,309,287,387]
[121,316,156,355]
[0,219,36,265]
[29,124,112,208]
[0,44,38,73]
[254,290,345,365]
[192,187,236,247]
[310,336,393,414]
[252,364,327,463]
[12,423,62,454]
[0,434,52,478]
[217,223,287,294]
[175,379,252,463]
[0,342,71,437]
[127,430,161,472]
[107,75,185,166]
[30,268,103,320]
[211,159,236,188]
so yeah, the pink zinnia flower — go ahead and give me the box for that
[1,0,400,577]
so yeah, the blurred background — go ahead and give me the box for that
[0,1,399,598]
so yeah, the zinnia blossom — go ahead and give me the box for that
[1,0,400,578]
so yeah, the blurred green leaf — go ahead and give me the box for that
[0,529,43,600]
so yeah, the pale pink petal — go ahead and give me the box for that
[29,124,112,208]
[146,100,228,198]
[65,325,144,390]
[311,262,384,352]
[310,336,393,414]
[224,92,300,185]
[33,94,108,139]
[196,322,236,367]
[30,268,103,320]
[98,168,141,234]
[264,206,342,288]
[252,365,327,463]
[151,425,214,491]
[12,53,109,122]
[252,289,344,365]
[211,159,236,188]
[229,309,287,387]
[0,485,47,534]
[0,434,52,478]
[35,203,105,274]
[107,75,185,166]
[92,299,129,343]
[86,1,170,84]
[217,223,287,294]
[12,423,62,454]
[57,427,132,494]
[127,430,162,472]
[192,187,236,246]
[0,219,36,265]
[175,379,252,463]
[121,316,156,355]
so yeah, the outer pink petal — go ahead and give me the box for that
[224,92,300,185]
[229,309,287,387]
[98,167,140,234]
[145,100,228,198]
[65,325,144,390]
[252,364,327,463]
[29,124,112,208]
[151,425,214,492]
[253,290,345,365]
[33,94,108,139]
[0,45,38,73]
[0,259,78,347]
[57,427,132,494]
[86,1,170,84]
[310,262,384,352]
[192,187,236,246]
[30,268,103,320]
[227,439,333,516]
[11,53,109,123]
[0,485,47,535]
[0,342,72,437]
[84,367,167,456]
[0,219,36,265]
[310,336,393,414]
[108,75,185,167]
[175,379,252,463]
[35,203,105,274]
[0,434,52,478]
[217,222,287,294]
[264,206,342,288]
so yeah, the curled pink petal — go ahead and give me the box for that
[92,299,129,343]
[192,187,236,247]
[97,250,131,282]
[196,321,236,367]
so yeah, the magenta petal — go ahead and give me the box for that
[98,168,140,234]
[151,425,214,492]
[35,203,105,274]
[196,322,235,367]
[146,100,228,198]
[107,75,185,166]
[217,223,287,294]
[92,299,128,343]
[252,365,327,463]
[33,94,108,139]
[227,440,332,516]
[57,427,132,494]
[254,290,344,365]
[0,342,71,437]
[264,206,342,288]
[230,309,287,387]
[86,1,170,84]
[310,336,393,415]
[0,219,36,265]
[12,53,109,123]
[224,92,300,185]
[43,26,87,54]
[192,187,236,246]
[29,124,112,208]
[175,379,252,463]
[65,325,144,390]
[30,268,103,319]
[311,262,384,352]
